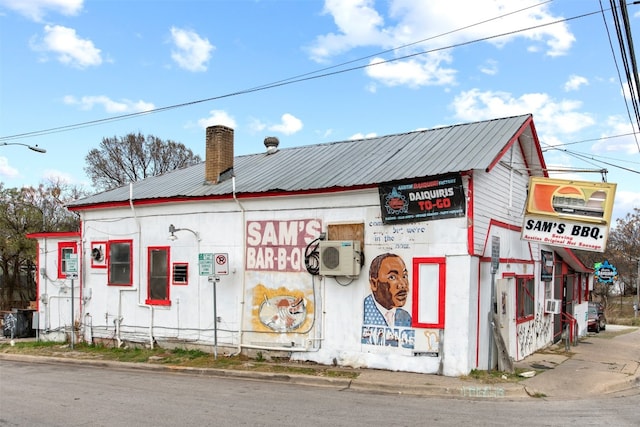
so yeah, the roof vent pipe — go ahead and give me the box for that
[264,136,279,154]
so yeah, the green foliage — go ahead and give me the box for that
[466,369,523,383]
[0,180,86,310]
[0,341,361,379]
[170,348,209,359]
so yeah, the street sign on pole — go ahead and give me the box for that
[65,253,78,275]
[199,253,214,276]
[214,253,229,275]
[64,253,78,350]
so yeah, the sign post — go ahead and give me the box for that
[65,253,79,349]
[200,253,229,359]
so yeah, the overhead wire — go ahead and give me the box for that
[601,0,640,152]
[0,2,601,143]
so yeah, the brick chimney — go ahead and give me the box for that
[205,125,234,184]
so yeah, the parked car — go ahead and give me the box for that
[587,302,606,333]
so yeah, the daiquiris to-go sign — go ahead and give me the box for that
[521,177,617,253]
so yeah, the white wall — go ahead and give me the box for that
[35,156,554,376]
[67,187,487,375]
[473,145,530,255]
[34,237,80,341]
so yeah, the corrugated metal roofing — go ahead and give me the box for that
[68,114,539,208]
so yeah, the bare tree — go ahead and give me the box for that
[84,133,202,191]
[575,208,640,308]
[607,208,640,297]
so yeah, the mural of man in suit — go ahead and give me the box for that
[363,253,411,327]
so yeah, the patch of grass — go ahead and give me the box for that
[269,365,318,375]
[6,340,59,350]
[464,367,548,383]
[0,340,361,378]
[463,369,522,383]
[325,370,358,379]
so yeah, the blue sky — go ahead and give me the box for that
[1,0,639,223]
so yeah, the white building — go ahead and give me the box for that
[29,114,593,376]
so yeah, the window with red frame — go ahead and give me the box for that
[172,263,188,285]
[108,240,133,286]
[146,247,170,305]
[516,276,535,322]
[57,241,77,279]
[412,257,446,328]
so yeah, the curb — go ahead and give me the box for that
[0,353,353,389]
[0,353,531,399]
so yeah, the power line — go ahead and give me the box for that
[546,146,640,174]
[0,3,601,143]
[544,144,640,166]
[542,131,639,148]
[566,149,640,174]
[601,0,640,152]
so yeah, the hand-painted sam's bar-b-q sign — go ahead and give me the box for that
[246,219,322,272]
[378,173,465,224]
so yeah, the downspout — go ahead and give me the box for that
[78,226,84,343]
[42,240,49,331]
[119,182,154,349]
[232,176,246,355]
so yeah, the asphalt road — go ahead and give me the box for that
[1,359,639,426]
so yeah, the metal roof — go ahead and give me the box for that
[68,114,541,208]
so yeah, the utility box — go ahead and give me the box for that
[318,240,362,276]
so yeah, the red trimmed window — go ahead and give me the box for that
[412,257,446,328]
[172,262,188,285]
[516,275,535,322]
[146,246,170,305]
[57,241,77,279]
[108,240,133,286]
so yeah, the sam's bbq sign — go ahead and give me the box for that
[246,219,322,272]
[379,173,466,224]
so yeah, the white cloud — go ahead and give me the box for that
[349,132,377,140]
[0,0,83,22]
[0,157,19,179]
[621,78,638,103]
[197,110,236,129]
[451,88,595,135]
[366,54,456,88]
[268,114,303,135]
[612,190,640,222]
[320,128,334,139]
[307,0,575,88]
[63,95,154,113]
[307,0,389,62]
[590,116,640,154]
[170,27,214,72]
[30,25,102,68]
[564,75,588,91]
[248,118,267,134]
[479,59,498,76]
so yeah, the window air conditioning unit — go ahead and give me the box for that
[318,240,361,277]
[544,299,561,314]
